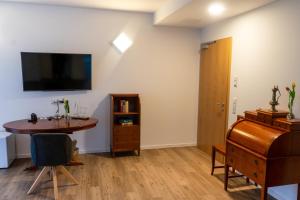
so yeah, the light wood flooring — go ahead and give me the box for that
[0,147,272,200]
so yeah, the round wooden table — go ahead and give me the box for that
[3,117,98,168]
[3,118,98,134]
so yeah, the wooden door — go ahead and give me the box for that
[197,37,232,155]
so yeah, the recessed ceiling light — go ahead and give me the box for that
[112,33,133,53]
[208,2,225,16]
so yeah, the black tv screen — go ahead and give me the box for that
[21,52,92,91]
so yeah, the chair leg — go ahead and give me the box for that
[138,148,141,156]
[231,168,236,173]
[224,164,229,191]
[27,167,49,194]
[246,177,250,183]
[211,146,216,175]
[52,167,59,200]
[58,166,79,185]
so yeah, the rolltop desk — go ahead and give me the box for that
[225,109,300,200]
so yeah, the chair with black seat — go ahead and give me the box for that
[28,133,79,200]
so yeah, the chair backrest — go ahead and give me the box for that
[31,133,72,167]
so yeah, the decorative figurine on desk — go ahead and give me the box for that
[286,82,296,120]
[269,85,281,112]
[28,113,38,123]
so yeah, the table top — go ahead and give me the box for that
[3,118,98,134]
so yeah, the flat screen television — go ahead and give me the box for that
[21,52,92,91]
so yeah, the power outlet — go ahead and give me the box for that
[234,77,238,88]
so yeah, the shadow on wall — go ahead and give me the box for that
[80,95,111,153]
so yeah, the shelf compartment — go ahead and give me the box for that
[113,112,140,115]
[113,96,140,113]
[113,115,140,126]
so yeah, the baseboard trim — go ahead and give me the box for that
[141,143,197,150]
[16,148,110,158]
[16,153,30,159]
[16,143,197,158]
[78,148,110,154]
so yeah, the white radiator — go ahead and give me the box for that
[0,132,16,168]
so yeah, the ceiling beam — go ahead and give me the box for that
[154,0,192,25]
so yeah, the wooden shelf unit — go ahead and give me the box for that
[110,94,141,157]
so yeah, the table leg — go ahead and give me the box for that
[66,139,84,166]
[224,164,229,191]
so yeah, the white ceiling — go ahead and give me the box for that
[155,0,276,28]
[1,0,276,28]
[1,0,170,12]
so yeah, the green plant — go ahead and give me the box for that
[64,99,70,114]
[286,82,296,119]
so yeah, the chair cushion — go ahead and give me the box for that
[214,144,226,155]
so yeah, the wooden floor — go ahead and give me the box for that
[0,147,272,200]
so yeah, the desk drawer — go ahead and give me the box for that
[227,143,266,185]
[113,125,140,149]
[114,125,139,141]
[273,120,288,130]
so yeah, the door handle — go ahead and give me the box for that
[217,102,225,106]
[217,102,225,111]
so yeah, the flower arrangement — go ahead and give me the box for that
[64,99,70,115]
[63,98,70,121]
[286,82,296,119]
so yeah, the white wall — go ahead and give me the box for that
[200,0,300,199]
[0,2,200,157]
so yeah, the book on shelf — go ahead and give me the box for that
[120,100,129,113]
[119,119,133,126]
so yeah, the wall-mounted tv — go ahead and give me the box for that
[21,52,92,91]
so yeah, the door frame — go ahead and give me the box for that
[197,37,232,151]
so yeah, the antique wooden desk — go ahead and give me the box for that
[225,109,300,200]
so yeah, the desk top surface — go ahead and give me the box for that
[3,118,98,134]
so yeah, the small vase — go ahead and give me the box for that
[287,107,295,120]
[65,112,71,122]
